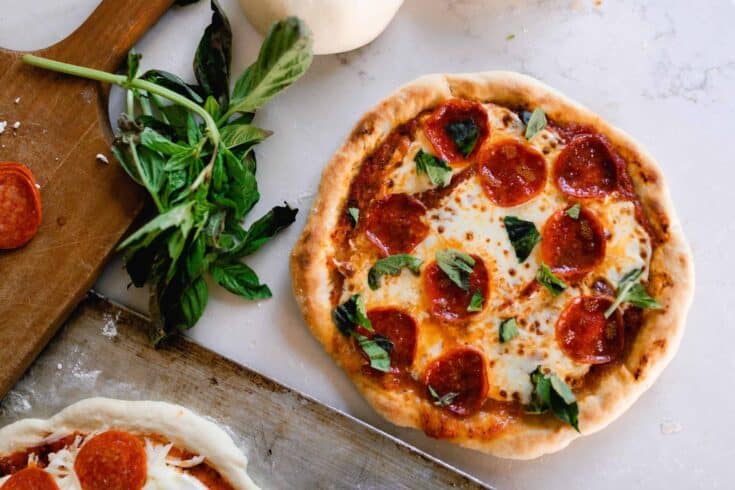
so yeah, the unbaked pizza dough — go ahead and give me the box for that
[238,0,404,54]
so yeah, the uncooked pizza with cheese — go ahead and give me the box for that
[0,398,258,489]
[291,72,694,458]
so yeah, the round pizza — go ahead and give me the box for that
[0,398,258,489]
[290,72,694,459]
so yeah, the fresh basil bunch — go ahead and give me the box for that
[24,1,314,343]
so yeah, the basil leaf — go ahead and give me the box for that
[204,95,221,119]
[141,70,204,104]
[221,124,272,151]
[193,0,232,107]
[229,17,313,115]
[164,149,195,172]
[503,216,541,263]
[348,207,359,226]
[525,367,579,432]
[140,128,189,156]
[536,263,567,296]
[179,276,208,330]
[467,291,484,312]
[229,204,298,257]
[333,294,373,337]
[428,385,459,407]
[211,261,272,300]
[118,202,194,253]
[436,249,475,291]
[524,108,547,140]
[445,118,479,157]
[565,203,581,220]
[499,318,518,343]
[414,149,452,187]
[604,268,661,318]
[356,334,392,372]
[126,49,141,81]
[368,254,424,290]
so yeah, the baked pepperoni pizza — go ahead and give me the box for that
[291,72,694,458]
[0,398,258,489]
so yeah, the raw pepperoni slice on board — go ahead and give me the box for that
[541,206,606,279]
[74,431,147,490]
[0,467,59,490]
[0,162,42,250]
[556,296,624,364]
[424,348,488,417]
[424,255,489,323]
[478,140,547,207]
[425,99,489,163]
[365,193,429,256]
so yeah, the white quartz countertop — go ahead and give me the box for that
[1,1,733,488]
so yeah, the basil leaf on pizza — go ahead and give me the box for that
[526,367,579,432]
[536,263,568,296]
[368,254,424,290]
[348,207,359,226]
[445,118,479,157]
[428,385,459,407]
[499,318,519,343]
[414,149,452,187]
[604,268,661,318]
[565,203,581,219]
[467,291,484,312]
[356,333,393,372]
[524,107,547,140]
[436,249,475,290]
[333,294,373,336]
[503,216,540,262]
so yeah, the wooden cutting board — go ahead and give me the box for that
[0,0,175,397]
[0,294,488,489]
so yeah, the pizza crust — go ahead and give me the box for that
[0,398,259,489]
[291,71,694,459]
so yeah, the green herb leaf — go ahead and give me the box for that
[211,260,272,300]
[141,70,204,104]
[356,334,393,372]
[228,204,298,257]
[524,108,547,140]
[499,318,518,343]
[428,385,459,407]
[445,118,479,157]
[503,216,540,263]
[126,49,141,81]
[604,268,661,318]
[467,291,484,312]
[220,124,272,150]
[565,203,581,220]
[140,128,189,156]
[348,207,359,226]
[536,263,568,296]
[333,294,373,337]
[368,254,424,290]
[229,17,313,116]
[414,149,453,187]
[179,276,209,330]
[193,0,232,107]
[118,202,193,253]
[525,367,579,432]
[436,249,475,291]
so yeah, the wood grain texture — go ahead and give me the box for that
[0,295,489,489]
[0,0,175,398]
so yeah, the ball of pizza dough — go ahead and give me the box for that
[238,0,404,55]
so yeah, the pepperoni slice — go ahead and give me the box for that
[0,163,42,250]
[478,140,547,207]
[424,348,488,417]
[553,134,622,198]
[556,296,624,364]
[365,193,429,256]
[424,99,489,163]
[74,431,147,490]
[0,467,59,490]
[365,308,418,369]
[423,255,488,323]
[541,207,605,279]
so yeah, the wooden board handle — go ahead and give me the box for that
[41,0,175,72]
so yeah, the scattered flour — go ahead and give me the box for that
[0,121,6,134]
[101,311,120,338]
[660,420,683,435]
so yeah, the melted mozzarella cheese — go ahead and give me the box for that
[0,436,208,490]
[341,102,653,403]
